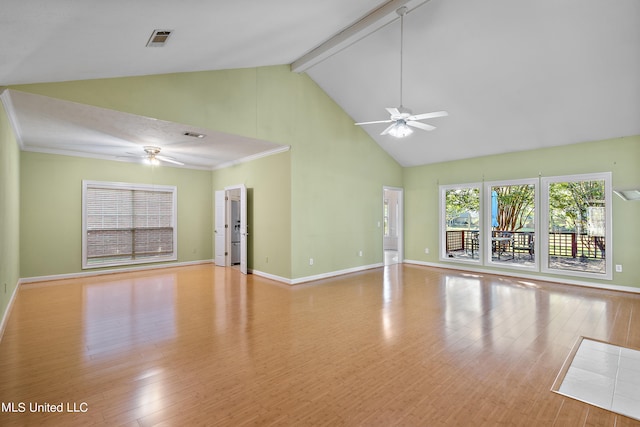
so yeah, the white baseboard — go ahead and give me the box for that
[19,259,214,285]
[290,263,384,285]
[18,258,637,295]
[404,259,640,294]
[252,263,384,286]
[250,269,293,284]
[0,278,20,342]
[19,260,380,288]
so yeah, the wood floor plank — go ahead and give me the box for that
[1,264,639,426]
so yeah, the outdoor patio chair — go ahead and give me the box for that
[512,232,534,260]
[492,231,513,259]
[465,231,479,258]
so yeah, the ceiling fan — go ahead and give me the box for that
[355,7,448,138]
[126,146,184,166]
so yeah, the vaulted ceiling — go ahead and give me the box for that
[2,0,639,168]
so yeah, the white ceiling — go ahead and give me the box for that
[2,90,286,169]
[1,0,639,168]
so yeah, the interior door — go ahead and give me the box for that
[214,190,226,266]
[238,184,248,274]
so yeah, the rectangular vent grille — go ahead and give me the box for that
[183,131,205,139]
[146,30,172,47]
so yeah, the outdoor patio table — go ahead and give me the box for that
[492,236,513,260]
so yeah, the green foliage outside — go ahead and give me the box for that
[445,180,605,233]
[548,181,605,233]
[494,184,534,231]
[445,188,479,230]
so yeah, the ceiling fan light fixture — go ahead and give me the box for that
[143,155,160,166]
[354,6,447,138]
[143,146,161,165]
[388,120,413,138]
[125,145,184,166]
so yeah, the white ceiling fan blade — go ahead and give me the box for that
[406,111,449,121]
[156,155,184,166]
[355,119,393,126]
[380,123,397,136]
[386,107,401,116]
[406,121,436,131]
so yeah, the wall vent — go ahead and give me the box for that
[146,30,172,47]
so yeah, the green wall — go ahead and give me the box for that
[212,150,292,278]
[12,68,262,141]
[282,75,403,279]
[0,93,21,325]
[20,152,212,278]
[210,66,404,280]
[13,66,403,281]
[404,136,640,289]
[10,67,636,289]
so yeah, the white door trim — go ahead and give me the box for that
[214,190,227,266]
[224,184,248,275]
[383,186,404,264]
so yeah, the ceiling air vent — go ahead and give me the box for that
[146,29,172,47]
[183,131,205,139]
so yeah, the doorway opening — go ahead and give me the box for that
[383,187,403,266]
[215,184,248,274]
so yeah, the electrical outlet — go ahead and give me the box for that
[616,264,623,273]
[358,250,363,257]
[425,248,430,254]
[309,258,314,266]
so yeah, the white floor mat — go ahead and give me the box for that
[553,338,640,421]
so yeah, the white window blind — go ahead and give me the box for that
[82,181,177,268]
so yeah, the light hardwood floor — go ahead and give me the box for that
[1,264,639,426]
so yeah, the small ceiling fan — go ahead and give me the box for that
[355,7,448,138]
[126,146,184,166]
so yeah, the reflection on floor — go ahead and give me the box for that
[384,250,399,266]
[2,264,640,425]
[447,250,605,272]
[554,338,640,421]
[549,257,606,273]
[448,250,535,267]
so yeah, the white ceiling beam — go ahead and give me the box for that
[291,0,421,73]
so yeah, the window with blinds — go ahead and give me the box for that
[82,181,177,268]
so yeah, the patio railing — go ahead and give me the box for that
[445,230,605,259]
[547,232,605,259]
[446,230,471,252]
